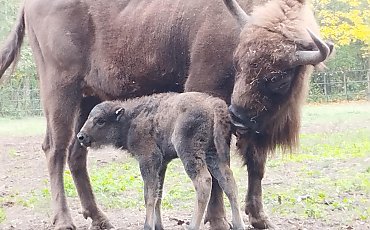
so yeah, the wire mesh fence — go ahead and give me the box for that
[0,69,369,117]
[308,69,370,102]
[0,76,42,117]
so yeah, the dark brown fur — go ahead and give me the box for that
[227,1,334,228]
[77,92,245,230]
[0,0,332,229]
[231,0,319,154]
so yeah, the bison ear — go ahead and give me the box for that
[115,108,125,121]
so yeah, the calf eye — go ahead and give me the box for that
[96,118,105,126]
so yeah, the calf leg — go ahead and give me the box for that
[154,163,168,230]
[182,159,212,230]
[207,158,245,230]
[67,96,114,230]
[174,137,212,230]
[204,179,229,230]
[139,154,162,230]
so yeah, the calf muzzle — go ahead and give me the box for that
[77,132,91,147]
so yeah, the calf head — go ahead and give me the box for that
[224,0,333,147]
[77,101,127,149]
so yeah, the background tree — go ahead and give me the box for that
[313,0,369,55]
[309,0,369,102]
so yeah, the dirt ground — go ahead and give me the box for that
[0,110,370,230]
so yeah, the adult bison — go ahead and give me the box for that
[0,0,332,229]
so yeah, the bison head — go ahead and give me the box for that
[224,0,333,148]
[77,101,128,149]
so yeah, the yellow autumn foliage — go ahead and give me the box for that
[313,0,370,55]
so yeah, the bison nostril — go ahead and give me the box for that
[77,133,85,142]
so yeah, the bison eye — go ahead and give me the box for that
[96,118,106,127]
[265,69,295,95]
[250,63,258,69]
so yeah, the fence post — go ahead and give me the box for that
[343,73,348,101]
[24,77,31,116]
[323,74,328,102]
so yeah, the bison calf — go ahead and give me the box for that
[77,92,245,230]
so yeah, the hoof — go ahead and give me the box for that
[205,217,231,230]
[155,223,164,230]
[249,216,276,230]
[88,211,114,230]
[53,213,76,230]
[90,218,115,230]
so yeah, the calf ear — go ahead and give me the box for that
[115,108,125,121]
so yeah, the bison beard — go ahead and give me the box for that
[0,0,333,229]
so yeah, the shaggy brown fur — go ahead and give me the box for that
[227,0,333,227]
[77,92,245,230]
[0,0,332,229]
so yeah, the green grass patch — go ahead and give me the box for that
[0,208,5,223]
[262,158,370,222]
[264,181,369,221]
[275,129,370,163]
[302,103,370,126]
[0,117,45,137]
[63,158,195,210]
[0,189,49,210]
[57,129,370,215]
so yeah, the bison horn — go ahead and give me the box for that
[294,29,331,66]
[223,0,250,27]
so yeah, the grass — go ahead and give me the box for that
[302,102,370,126]
[56,128,370,221]
[0,117,45,137]
[62,158,195,210]
[262,165,370,221]
[0,102,370,227]
[0,208,5,223]
[0,189,48,210]
[281,129,370,162]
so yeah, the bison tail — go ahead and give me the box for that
[212,100,232,164]
[0,5,25,80]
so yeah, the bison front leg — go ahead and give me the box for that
[241,141,275,229]
[67,97,114,230]
[68,141,114,230]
